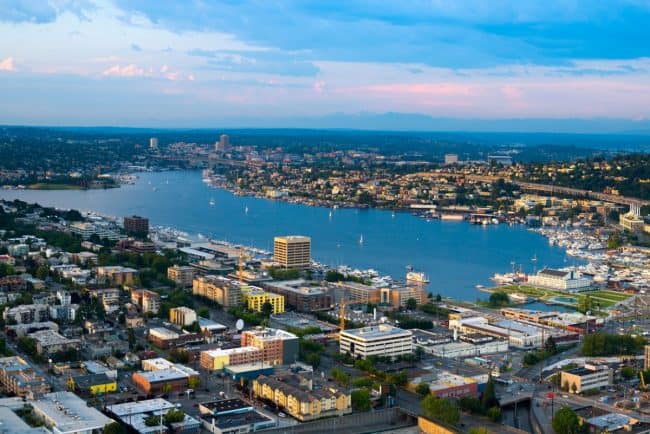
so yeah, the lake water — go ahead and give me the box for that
[0,170,580,302]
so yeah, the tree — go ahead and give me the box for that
[35,265,49,280]
[127,328,136,350]
[103,422,126,434]
[416,382,430,397]
[486,406,501,422]
[161,383,173,394]
[571,383,578,394]
[405,298,417,310]
[188,377,200,389]
[421,395,459,426]
[330,368,350,387]
[552,407,581,434]
[197,306,210,319]
[488,291,510,307]
[621,365,635,380]
[481,375,497,410]
[351,389,371,411]
[435,293,442,302]
[261,301,274,317]
[545,336,558,355]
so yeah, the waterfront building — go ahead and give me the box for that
[241,286,285,314]
[488,155,513,166]
[241,327,299,365]
[528,268,592,292]
[31,391,114,434]
[333,281,381,304]
[167,265,196,287]
[273,235,311,269]
[339,324,413,359]
[560,364,613,394]
[192,275,242,307]
[169,306,197,327]
[69,222,124,241]
[0,356,51,398]
[263,279,331,312]
[123,215,149,234]
[381,285,428,308]
[620,212,644,232]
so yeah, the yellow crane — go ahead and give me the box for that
[641,371,647,391]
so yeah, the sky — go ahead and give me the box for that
[1,0,650,131]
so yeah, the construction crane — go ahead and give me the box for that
[641,371,647,391]
[340,299,346,332]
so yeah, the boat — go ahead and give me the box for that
[329,210,333,218]
[475,284,485,289]
[407,271,429,284]
[209,198,216,206]
[359,234,364,245]
[392,211,396,218]
[244,206,249,214]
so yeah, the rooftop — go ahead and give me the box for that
[586,413,634,430]
[33,392,113,434]
[274,235,311,243]
[200,398,252,415]
[341,324,412,340]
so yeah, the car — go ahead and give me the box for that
[562,395,568,399]
[278,412,286,418]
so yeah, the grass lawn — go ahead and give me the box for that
[491,285,632,309]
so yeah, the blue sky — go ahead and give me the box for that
[0,0,649,130]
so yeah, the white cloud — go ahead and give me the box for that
[0,57,16,71]
[102,63,146,77]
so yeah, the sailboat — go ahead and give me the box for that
[359,234,364,245]
[244,205,249,214]
[329,210,333,219]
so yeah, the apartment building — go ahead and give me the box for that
[192,275,242,307]
[252,374,351,421]
[0,356,51,397]
[200,347,263,371]
[169,306,197,327]
[242,287,285,314]
[241,327,299,365]
[131,288,161,314]
[94,266,137,285]
[3,304,49,324]
[167,265,196,287]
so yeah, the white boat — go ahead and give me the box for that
[407,271,429,284]
[244,206,249,214]
[209,198,216,206]
[329,210,333,218]
[359,234,364,245]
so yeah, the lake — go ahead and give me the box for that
[0,170,579,302]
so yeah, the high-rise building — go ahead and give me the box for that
[274,236,311,269]
[149,137,158,150]
[444,154,459,165]
[339,324,413,359]
[167,265,196,287]
[241,328,299,365]
[123,215,149,234]
[216,134,230,152]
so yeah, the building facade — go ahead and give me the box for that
[561,364,613,394]
[339,324,413,359]
[167,265,196,287]
[169,307,197,327]
[241,328,299,365]
[273,236,311,269]
[242,287,285,314]
[123,215,149,234]
[192,275,242,307]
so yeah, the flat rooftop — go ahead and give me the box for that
[199,410,273,430]
[33,392,113,433]
[341,324,412,340]
[200,398,251,414]
[0,406,50,434]
[202,346,261,357]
